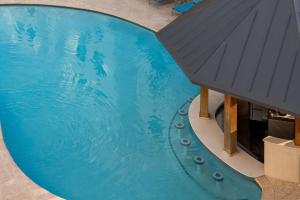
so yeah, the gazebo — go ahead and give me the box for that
[157,0,300,154]
[157,0,300,183]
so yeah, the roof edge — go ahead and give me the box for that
[193,79,300,117]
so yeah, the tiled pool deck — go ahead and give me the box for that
[0,0,176,31]
[0,1,299,199]
[256,176,300,200]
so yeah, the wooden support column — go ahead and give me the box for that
[199,86,209,118]
[295,118,300,146]
[224,94,237,155]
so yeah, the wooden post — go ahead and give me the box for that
[295,118,300,146]
[224,94,237,155]
[199,86,209,118]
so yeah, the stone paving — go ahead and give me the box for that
[256,176,300,200]
[0,0,177,31]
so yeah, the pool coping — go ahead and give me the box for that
[0,1,176,32]
[0,1,177,199]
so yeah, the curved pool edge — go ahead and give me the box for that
[0,3,176,199]
[0,125,64,200]
[0,0,176,32]
[188,91,265,178]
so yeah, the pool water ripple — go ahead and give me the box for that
[0,6,261,200]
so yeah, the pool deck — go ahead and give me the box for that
[0,0,177,31]
[256,176,300,200]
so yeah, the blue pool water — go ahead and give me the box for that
[0,6,261,200]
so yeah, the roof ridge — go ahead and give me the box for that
[190,0,262,78]
[293,0,300,40]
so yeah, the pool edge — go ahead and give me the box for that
[0,125,64,200]
[0,2,176,32]
[0,3,177,199]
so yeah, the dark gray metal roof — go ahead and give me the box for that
[157,0,300,116]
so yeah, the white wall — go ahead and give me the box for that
[264,136,300,183]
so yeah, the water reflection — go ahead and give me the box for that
[27,8,35,16]
[14,19,36,44]
[94,26,103,41]
[26,27,36,41]
[15,21,25,34]
[76,42,87,62]
[91,51,106,77]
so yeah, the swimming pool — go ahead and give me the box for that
[0,6,261,199]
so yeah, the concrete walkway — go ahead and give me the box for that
[0,1,176,199]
